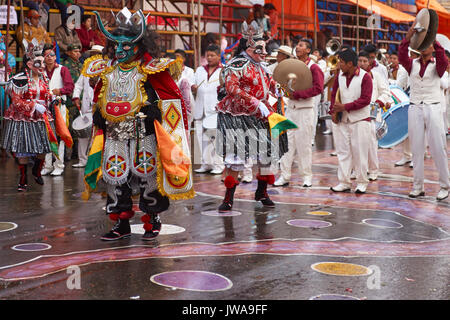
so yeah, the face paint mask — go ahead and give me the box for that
[33,60,43,69]
[93,10,146,64]
[115,41,138,64]
[253,45,267,56]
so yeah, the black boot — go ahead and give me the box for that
[17,164,28,192]
[219,176,239,212]
[101,218,131,241]
[142,213,162,241]
[255,178,275,208]
[218,185,237,212]
[32,158,45,185]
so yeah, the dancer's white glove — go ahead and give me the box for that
[258,101,270,118]
[34,103,46,114]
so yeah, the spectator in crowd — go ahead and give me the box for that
[264,3,278,38]
[54,19,82,59]
[76,15,101,55]
[16,9,52,45]
[20,0,50,26]
[191,44,224,174]
[62,43,83,161]
[201,33,220,66]
[54,0,84,28]
[248,4,270,38]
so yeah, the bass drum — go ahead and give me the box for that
[378,85,410,149]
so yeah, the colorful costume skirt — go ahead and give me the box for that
[216,112,287,167]
[1,119,52,156]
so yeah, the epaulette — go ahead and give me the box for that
[81,54,114,78]
[7,72,28,94]
[142,57,183,81]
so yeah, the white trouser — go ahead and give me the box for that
[333,120,371,186]
[193,119,204,166]
[408,103,450,190]
[279,107,314,181]
[77,137,89,165]
[44,103,67,171]
[312,97,319,140]
[399,137,412,160]
[202,128,224,170]
[243,158,253,177]
[368,120,379,175]
[194,120,224,170]
[325,119,333,132]
[442,102,448,135]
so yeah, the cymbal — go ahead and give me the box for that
[273,58,312,92]
[410,8,439,51]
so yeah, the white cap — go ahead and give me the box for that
[277,45,294,58]
[90,45,104,53]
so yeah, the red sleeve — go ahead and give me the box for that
[292,64,324,100]
[399,39,413,75]
[434,41,448,78]
[345,73,373,112]
[59,66,75,96]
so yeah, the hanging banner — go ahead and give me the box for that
[0,6,17,25]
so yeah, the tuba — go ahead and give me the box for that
[326,38,341,56]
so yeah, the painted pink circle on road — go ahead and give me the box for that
[150,270,233,292]
[201,210,242,217]
[287,219,332,228]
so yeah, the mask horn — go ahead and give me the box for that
[131,10,146,44]
[94,11,117,42]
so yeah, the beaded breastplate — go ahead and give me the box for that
[98,62,147,122]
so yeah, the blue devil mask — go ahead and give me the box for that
[94,8,146,64]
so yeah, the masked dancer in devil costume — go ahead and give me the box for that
[216,21,287,212]
[82,8,193,241]
[1,39,53,191]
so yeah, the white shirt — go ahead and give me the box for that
[179,66,195,87]
[193,64,222,129]
[73,74,94,114]
[389,64,409,91]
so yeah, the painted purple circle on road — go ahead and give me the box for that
[150,270,233,292]
[309,294,360,300]
[287,219,332,229]
[362,219,403,229]
[201,210,242,217]
[11,243,52,252]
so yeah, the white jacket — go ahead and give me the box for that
[193,65,222,129]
